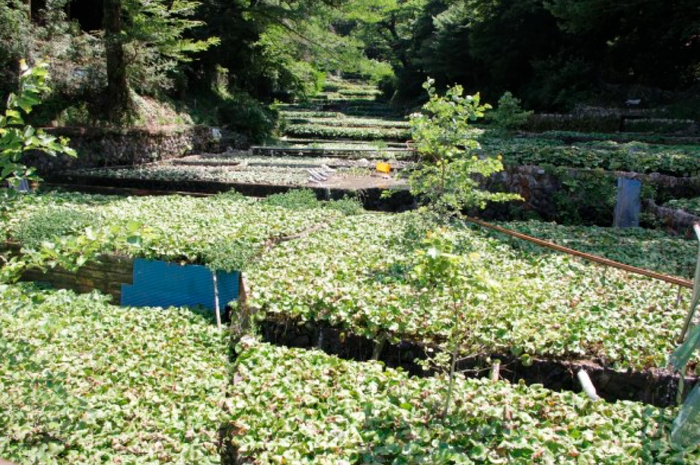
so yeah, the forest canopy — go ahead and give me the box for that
[0,0,698,130]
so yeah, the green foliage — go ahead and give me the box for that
[664,198,700,217]
[362,0,699,111]
[227,339,699,463]
[121,0,219,96]
[264,189,365,215]
[249,212,697,372]
[412,228,496,417]
[0,1,30,94]
[213,91,278,143]
[1,191,345,274]
[11,207,99,249]
[478,136,700,177]
[490,91,533,130]
[202,239,262,273]
[75,164,312,186]
[0,61,76,188]
[195,0,384,102]
[285,123,410,141]
[409,78,520,212]
[0,284,228,464]
[327,196,366,216]
[549,168,617,225]
[493,221,697,279]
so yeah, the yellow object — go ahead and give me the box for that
[376,162,391,173]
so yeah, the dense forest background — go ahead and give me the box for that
[1,0,699,137]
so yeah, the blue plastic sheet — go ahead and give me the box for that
[121,259,239,311]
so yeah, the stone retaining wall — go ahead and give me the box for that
[23,125,246,174]
[645,200,700,237]
[481,165,700,223]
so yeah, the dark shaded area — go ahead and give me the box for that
[375,0,700,114]
[257,316,698,407]
[69,0,103,31]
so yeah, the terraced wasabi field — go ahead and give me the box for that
[259,77,415,160]
[4,77,700,464]
[2,190,699,464]
[225,339,698,464]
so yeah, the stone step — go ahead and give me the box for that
[250,145,415,160]
[277,138,410,148]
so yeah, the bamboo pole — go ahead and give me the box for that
[464,216,693,289]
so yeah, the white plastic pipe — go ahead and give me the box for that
[212,271,222,330]
[577,369,599,401]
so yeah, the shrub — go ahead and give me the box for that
[409,78,520,213]
[490,91,533,130]
[216,92,278,143]
[0,61,76,189]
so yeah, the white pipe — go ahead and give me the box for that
[212,271,222,330]
[577,369,599,401]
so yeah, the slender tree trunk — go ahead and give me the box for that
[103,0,130,121]
[441,340,459,419]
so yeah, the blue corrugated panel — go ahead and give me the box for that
[120,259,239,310]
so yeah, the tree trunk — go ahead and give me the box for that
[103,0,130,121]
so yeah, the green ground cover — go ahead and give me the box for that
[226,340,698,464]
[478,137,700,177]
[0,284,228,464]
[280,145,414,160]
[529,130,700,146]
[284,124,411,141]
[664,197,700,216]
[283,117,410,129]
[72,165,313,187]
[67,164,386,187]
[248,212,697,372]
[1,191,354,271]
[492,221,697,279]
[278,110,344,118]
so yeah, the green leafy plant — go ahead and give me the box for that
[412,228,497,417]
[494,220,696,279]
[665,198,700,217]
[1,192,345,280]
[0,284,228,464]
[409,78,521,213]
[490,91,533,130]
[0,61,76,188]
[11,207,100,249]
[477,136,700,177]
[249,212,698,373]
[264,189,363,215]
[226,339,699,463]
